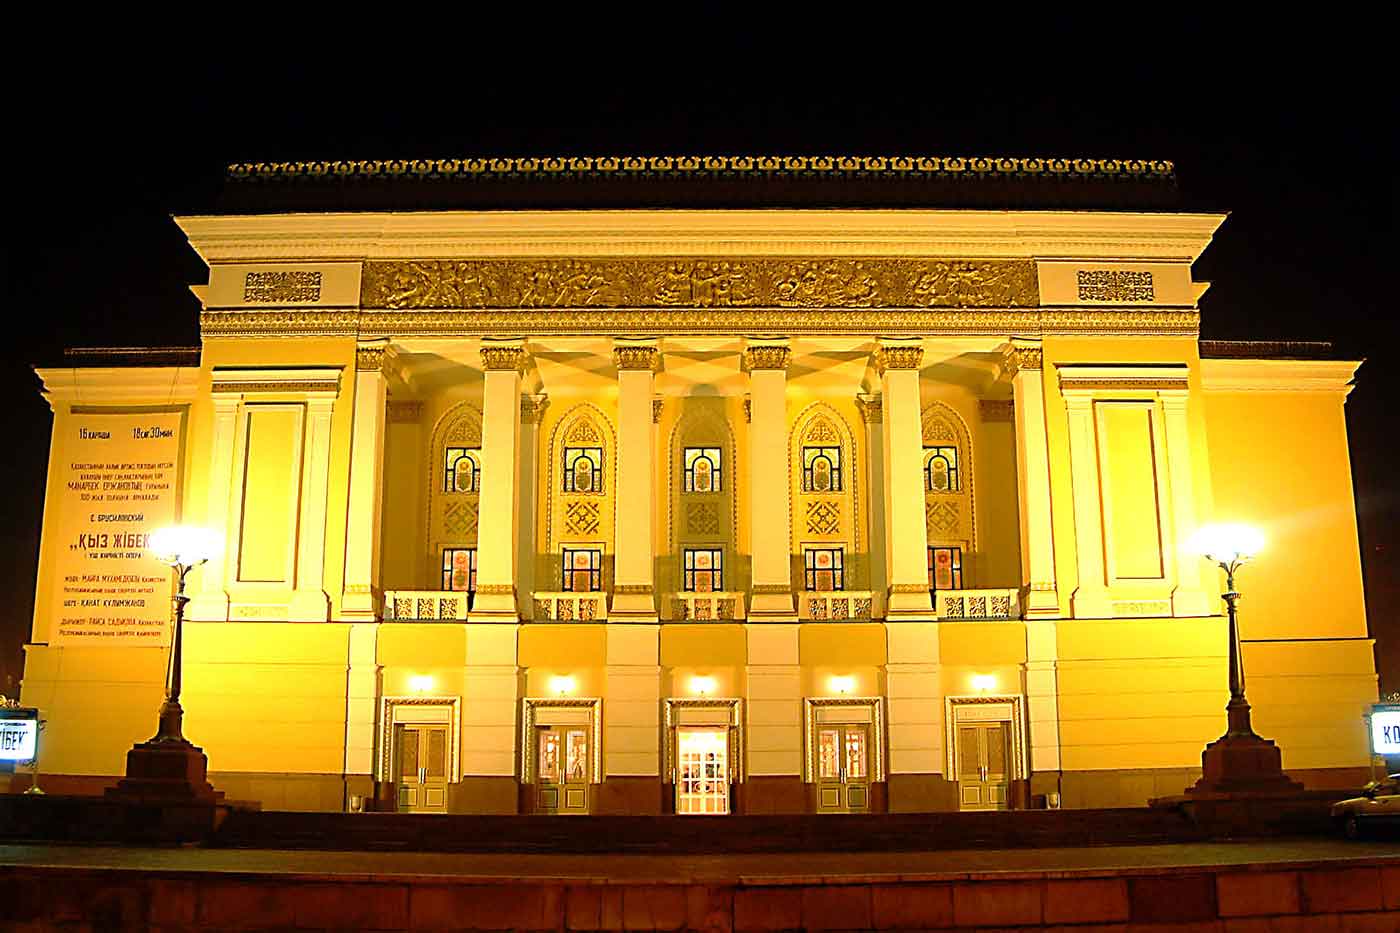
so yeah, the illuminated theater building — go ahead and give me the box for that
[20,157,1377,815]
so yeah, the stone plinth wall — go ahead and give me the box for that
[4,860,1400,930]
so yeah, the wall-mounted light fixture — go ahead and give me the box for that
[829,675,855,696]
[549,675,577,696]
[408,674,435,694]
[689,675,717,696]
[971,674,997,693]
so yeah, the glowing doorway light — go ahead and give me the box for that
[549,675,577,696]
[689,675,717,696]
[828,675,855,695]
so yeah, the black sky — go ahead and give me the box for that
[1,27,1395,693]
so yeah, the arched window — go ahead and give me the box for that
[684,447,722,493]
[444,447,481,493]
[802,446,842,492]
[564,447,603,493]
[924,446,959,493]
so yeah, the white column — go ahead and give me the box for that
[470,341,525,621]
[1024,620,1061,776]
[879,341,934,619]
[1062,392,1112,618]
[886,622,944,780]
[188,394,239,621]
[605,625,661,777]
[745,623,802,777]
[745,342,796,621]
[342,342,388,620]
[611,341,659,622]
[857,394,888,617]
[463,623,520,780]
[1009,341,1060,618]
[288,393,336,622]
[343,621,380,783]
[1161,391,1211,616]
[518,394,547,619]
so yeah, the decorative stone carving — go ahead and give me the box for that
[927,501,959,536]
[520,394,550,424]
[875,344,923,375]
[806,500,841,536]
[804,417,839,444]
[743,398,752,423]
[244,270,321,304]
[855,395,883,423]
[1077,269,1154,302]
[566,419,602,444]
[355,344,386,372]
[979,399,1014,421]
[563,500,600,536]
[1012,346,1043,370]
[479,344,526,372]
[613,345,659,371]
[743,345,791,371]
[443,501,478,537]
[652,398,663,424]
[686,502,719,535]
[386,400,423,423]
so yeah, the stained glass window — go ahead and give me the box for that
[562,547,602,592]
[563,447,603,493]
[924,446,959,492]
[804,547,845,591]
[442,547,478,593]
[802,447,842,492]
[684,548,723,592]
[928,545,963,592]
[683,447,722,493]
[444,447,481,493]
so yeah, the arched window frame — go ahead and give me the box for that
[923,446,959,493]
[683,446,722,493]
[802,446,842,492]
[444,447,481,493]
[563,446,604,493]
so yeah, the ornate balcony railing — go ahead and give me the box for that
[671,591,746,621]
[800,590,876,621]
[532,591,609,622]
[935,588,1021,621]
[383,590,470,621]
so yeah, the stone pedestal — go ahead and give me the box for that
[1188,731,1303,795]
[106,739,224,805]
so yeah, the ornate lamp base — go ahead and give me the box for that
[1188,731,1303,796]
[106,738,224,805]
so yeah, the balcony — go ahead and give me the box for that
[383,590,470,621]
[934,588,1021,621]
[532,591,609,622]
[799,590,876,621]
[671,591,747,621]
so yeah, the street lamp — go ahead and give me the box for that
[148,526,219,744]
[1190,523,1266,740]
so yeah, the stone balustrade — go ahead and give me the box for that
[799,590,876,621]
[383,590,470,621]
[670,591,746,621]
[935,587,1021,621]
[532,591,609,622]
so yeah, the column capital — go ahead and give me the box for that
[613,341,660,371]
[521,393,550,424]
[743,341,791,371]
[874,340,923,376]
[856,393,883,424]
[1005,338,1043,372]
[355,339,390,373]
[480,340,527,373]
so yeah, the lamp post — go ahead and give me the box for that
[148,526,217,744]
[1186,523,1300,795]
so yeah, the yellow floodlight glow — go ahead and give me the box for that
[550,675,577,696]
[689,675,717,696]
[971,674,997,693]
[1189,523,1265,566]
[408,674,435,694]
[829,675,855,695]
[149,525,220,567]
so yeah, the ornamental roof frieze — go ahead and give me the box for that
[358,258,1039,310]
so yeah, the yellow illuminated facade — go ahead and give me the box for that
[20,159,1377,813]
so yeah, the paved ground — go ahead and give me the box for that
[2,837,1398,883]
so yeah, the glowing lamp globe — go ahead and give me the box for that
[149,526,219,567]
[1189,523,1264,566]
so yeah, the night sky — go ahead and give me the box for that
[2,33,1394,695]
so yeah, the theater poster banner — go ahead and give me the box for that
[51,408,185,646]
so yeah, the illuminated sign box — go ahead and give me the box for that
[0,708,38,763]
[1371,707,1400,755]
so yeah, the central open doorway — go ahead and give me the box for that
[664,697,742,815]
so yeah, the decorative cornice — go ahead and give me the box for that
[521,394,550,424]
[875,344,924,375]
[230,155,1175,183]
[1058,364,1190,395]
[209,367,342,397]
[1199,359,1360,394]
[855,395,883,424]
[979,399,1014,422]
[480,344,527,372]
[355,344,386,371]
[361,258,1038,310]
[743,345,791,371]
[200,308,1201,339]
[1059,378,1188,391]
[386,400,423,423]
[613,345,659,371]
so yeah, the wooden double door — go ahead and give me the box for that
[815,723,871,813]
[394,722,450,813]
[956,720,1011,810]
[535,723,593,815]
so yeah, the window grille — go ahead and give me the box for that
[928,545,963,592]
[924,446,959,492]
[442,547,478,594]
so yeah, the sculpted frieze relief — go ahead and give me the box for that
[359,258,1040,310]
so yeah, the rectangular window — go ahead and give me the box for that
[924,446,959,492]
[563,447,603,493]
[562,547,602,592]
[442,547,478,593]
[683,447,722,493]
[444,447,481,493]
[928,546,963,591]
[683,548,723,592]
[804,547,845,592]
[801,446,843,492]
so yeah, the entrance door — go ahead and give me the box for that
[957,721,1011,810]
[676,727,730,815]
[394,723,449,813]
[536,724,591,814]
[816,724,870,813]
